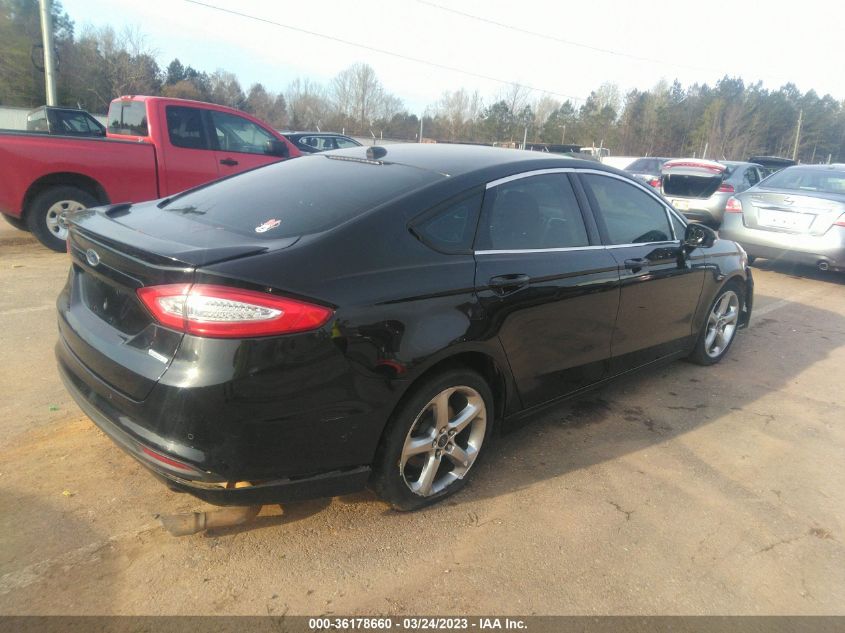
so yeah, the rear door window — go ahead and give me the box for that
[166,106,210,150]
[581,174,672,244]
[108,100,149,136]
[743,167,760,189]
[476,174,590,250]
[412,190,483,253]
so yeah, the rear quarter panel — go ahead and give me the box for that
[0,132,158,218]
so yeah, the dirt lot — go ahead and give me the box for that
[0,219,843,616]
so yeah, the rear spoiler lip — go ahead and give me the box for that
[67,205,280,268]
[662,159,726,174]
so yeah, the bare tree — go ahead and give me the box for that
[531,95,561,141]
[286,78,330,130]
[208,70,244,108]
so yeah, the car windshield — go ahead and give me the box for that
[762,168,845,194]
[159,154,443,239]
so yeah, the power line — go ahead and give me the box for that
[412,0,737,76]
[182,0,584,103]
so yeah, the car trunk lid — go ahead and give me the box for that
[661,159,728,200]
[59,203,289,401]
[741,188,845,234]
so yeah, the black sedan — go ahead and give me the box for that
[57,144,753,511]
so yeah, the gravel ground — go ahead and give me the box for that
[0,219,843,615]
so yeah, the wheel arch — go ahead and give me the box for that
[391,347,517,436]
[22,173,110,220]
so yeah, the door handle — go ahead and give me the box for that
[488,274,530,295]
[624,258,649,273]
[220,158,239,166]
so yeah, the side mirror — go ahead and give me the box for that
[684,222,717,249]
[266,139,290,158]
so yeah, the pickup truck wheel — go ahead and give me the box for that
[371,369,493,511]
[3,214,28,232]
[27,186,97,252]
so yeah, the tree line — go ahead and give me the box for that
[2,0,844,162]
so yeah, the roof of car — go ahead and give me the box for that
[283,131,354,138]
[784,163,845,171]
[327,143,613,178]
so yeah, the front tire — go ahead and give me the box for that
[688,281,743,366]
[371,369,493,511]
[26,186,98,252]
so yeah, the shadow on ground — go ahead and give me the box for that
[207,291,844,532]
[751,259,845,285]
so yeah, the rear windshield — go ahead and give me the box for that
[159,155,443,239]
[762,167,845,195]
[108,101,148,136]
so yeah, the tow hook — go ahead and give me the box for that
[157,482,261,536]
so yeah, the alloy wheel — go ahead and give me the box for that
[704,290,739,358]
[399,385,487,497]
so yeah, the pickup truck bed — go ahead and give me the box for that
[0,95,297,251]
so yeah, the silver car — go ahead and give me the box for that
[719,164,845,272]
[660,159,766,227]
[625,157,669,188]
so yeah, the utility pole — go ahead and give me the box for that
[792,109,803,162]
[419,115,423,143]
[522,125,528,150]
[560,124,566,144]
[38,0,58,106]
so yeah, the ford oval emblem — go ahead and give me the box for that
[85,248,100,267]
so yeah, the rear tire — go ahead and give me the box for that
[3,214,28,232]
[26,186,98,252]
[371,368,494,511]
[688,281,744,366]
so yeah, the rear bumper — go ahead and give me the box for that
[721,216,845,270]
[57,338,373,506]
[666,194,729,226]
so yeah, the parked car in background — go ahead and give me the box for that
[0,95,299,250]
[281,132,361,153]
[600,155,638,170]
[26,106,106,137]
[748,155,796,177]
[56,144,752,512]
[720,164,845,272]
[660,159,766,227]
[625,157,670,188]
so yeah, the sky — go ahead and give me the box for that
[60,0,845,114]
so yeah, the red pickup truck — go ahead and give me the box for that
[0,95,300,251]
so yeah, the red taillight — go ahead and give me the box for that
[725,197,743,213]
[834,214,845,227]
[718,183,735,193]
[647,177,661,188]
[137,283,333,338]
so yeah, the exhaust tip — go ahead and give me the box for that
[159,505,262,536]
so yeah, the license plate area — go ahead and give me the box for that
[77,266,151,336]
[672,199,689,211]
[758,209,814,231]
